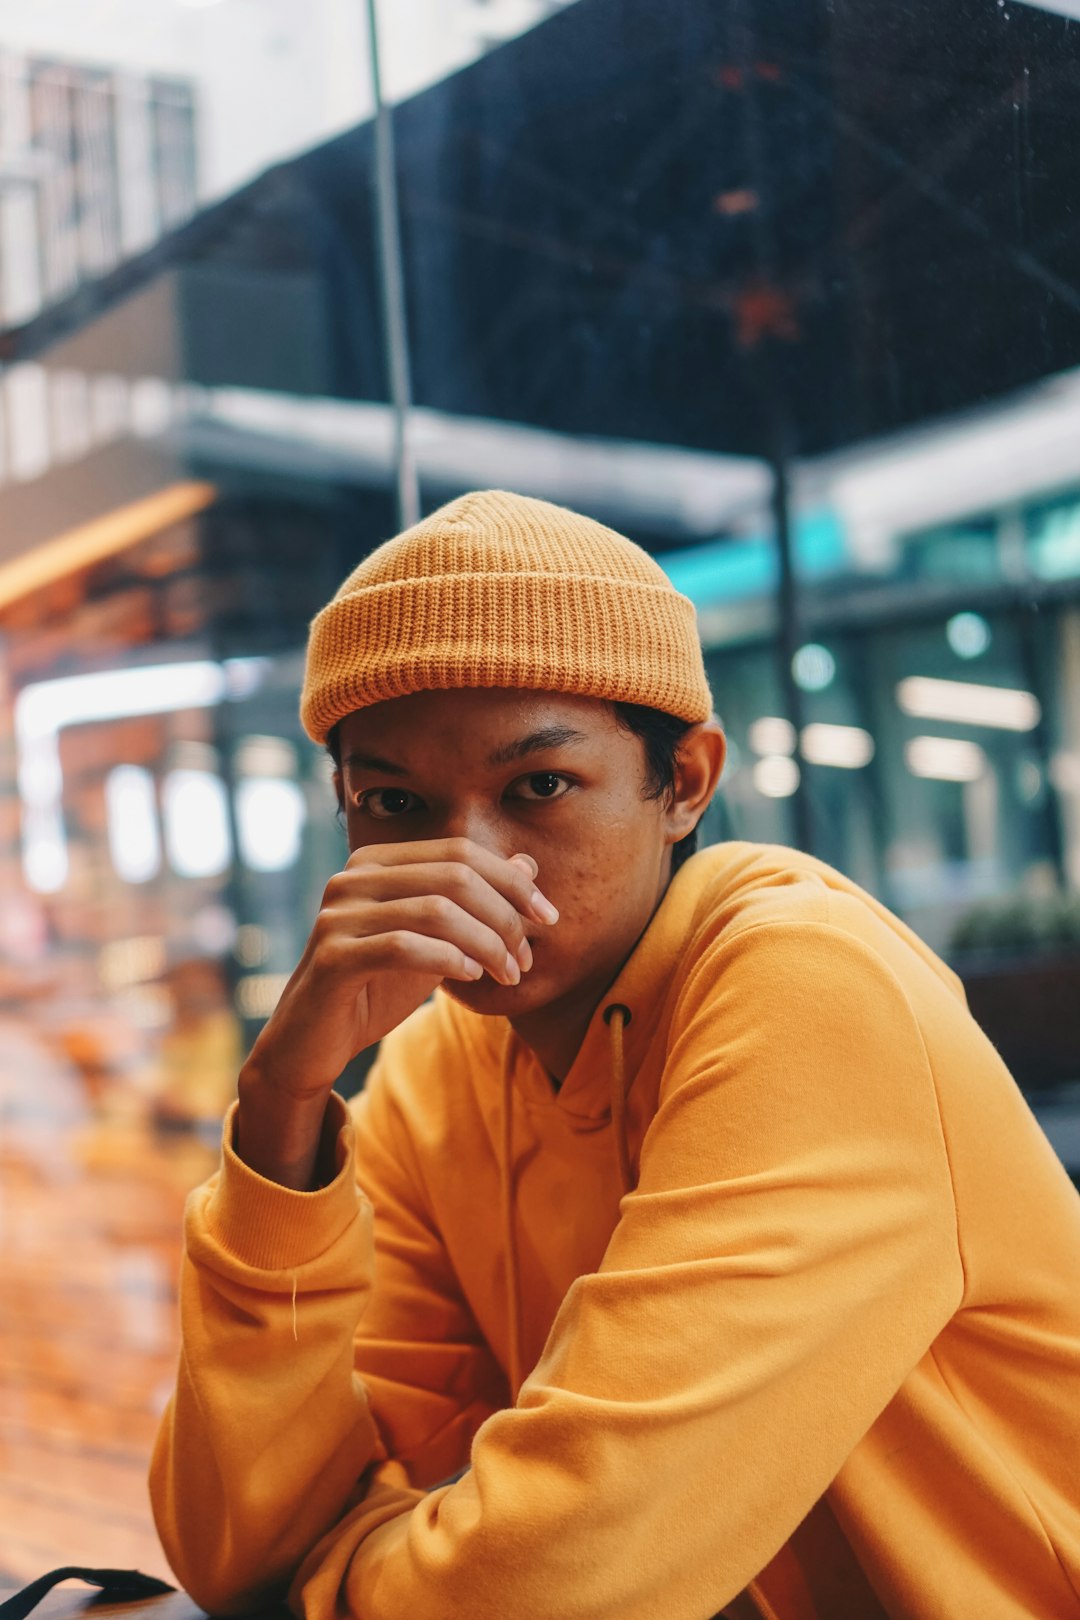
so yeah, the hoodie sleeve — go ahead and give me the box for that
[149,1066,502,1617]
[287,921,965,1620]
[349,1069,507,1484]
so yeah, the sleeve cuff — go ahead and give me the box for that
[203,1092,366,1271]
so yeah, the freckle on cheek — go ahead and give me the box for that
[571,871,621,928]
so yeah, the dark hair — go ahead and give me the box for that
[610,701,699,876]
[325,700,701,875]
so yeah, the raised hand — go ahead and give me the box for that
[235,839,558,1188]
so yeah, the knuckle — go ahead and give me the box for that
[423,893,455,928]
[380,930,412,966]
[443,862,474,900]
[311,933,347,974]
[311,908,336,941]
[323,867,365,905]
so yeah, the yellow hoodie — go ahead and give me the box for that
[150,843,1080,1619]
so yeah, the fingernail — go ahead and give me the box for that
[531,890,559,924]
[516,937,533,971]
[462,957,484,979]
[504,952,521,984]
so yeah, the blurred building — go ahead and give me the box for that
[0,0,1078,1149]
[0,51,196,325]
[0,0,579,295]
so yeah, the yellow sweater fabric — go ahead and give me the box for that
[150,843,1080,1619]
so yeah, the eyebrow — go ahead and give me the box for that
[487,726,588,766]
[342,751,410,777]
[343,726,588,777]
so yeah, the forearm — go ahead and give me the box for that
[150,1098,381,1613]
[235,1059,336,1190]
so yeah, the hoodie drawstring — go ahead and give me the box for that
[501,1002,634,1403]
[500,1051,523,1401]
[604,1003,633,1196]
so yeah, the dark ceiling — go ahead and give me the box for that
[6,0,1080,462]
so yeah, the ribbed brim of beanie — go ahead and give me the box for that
[300,489,712,742]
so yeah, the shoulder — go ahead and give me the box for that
[666,844,957,1054]
[676,841,962,998]
[675,841,835,962]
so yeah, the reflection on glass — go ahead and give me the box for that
[163,770,233,880]
[753,755,800,799]
[897,677,1040,732]
[946,613,992,661]
[236,778,306,874]
[106,765,162,884]
[791,643,836,692]
[906,736,988,784]
[801,724,874,771]
[748,716,796,756]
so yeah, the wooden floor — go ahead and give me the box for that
[0,1017,216,1587]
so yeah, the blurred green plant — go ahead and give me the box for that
[950,892,1080,955]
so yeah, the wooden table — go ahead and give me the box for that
[0,1084,218,1584]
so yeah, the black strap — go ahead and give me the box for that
[0,1569,176,1620]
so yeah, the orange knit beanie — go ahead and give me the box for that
[300,489,712,743]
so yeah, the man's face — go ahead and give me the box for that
[335,687,686,1037]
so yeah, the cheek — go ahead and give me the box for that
[540,800,663,935]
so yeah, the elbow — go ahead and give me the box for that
[167,1548,291,1619]
[153,1509,292,1617]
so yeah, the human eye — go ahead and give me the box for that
[354,787,423,820]
[508,772,573,803]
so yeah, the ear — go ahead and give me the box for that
[332,768,345,815]
[665,717,726,844]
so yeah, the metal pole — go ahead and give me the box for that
[730,0,812,852]
[363,0,420,530]
[769,441,812,852]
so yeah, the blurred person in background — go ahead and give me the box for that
[151,491,1080,1620]
[153,956,242,1132]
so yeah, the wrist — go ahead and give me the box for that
[236,1061,335,1190]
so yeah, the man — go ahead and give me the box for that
[151,490,1080,1619]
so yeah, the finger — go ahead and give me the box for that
[343,841,557,929]
[319,930,486,984]
[344,837,552,919]
[331,861,532,958]
[325,894,526,985]
[507,851,556,920]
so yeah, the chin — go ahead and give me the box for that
[442,971,553,1018]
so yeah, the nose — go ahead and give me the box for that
[440,801,510,858]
